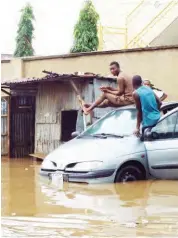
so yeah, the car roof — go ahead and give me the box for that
[114,101,178,112]
[161,106,178,116]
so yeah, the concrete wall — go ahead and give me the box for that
[1,46,178,100]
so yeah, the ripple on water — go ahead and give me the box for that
[1,159,178,237]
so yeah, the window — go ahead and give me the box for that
[161,104,178,115]
[82,109,137,137]
[175,114,178,137]
[152,112,178,139]
[61,110,78,142]
[1,98,8,115]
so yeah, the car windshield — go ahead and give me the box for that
[81,109,137,137]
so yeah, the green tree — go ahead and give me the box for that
[71,0,99,53]
[14,3,35,57]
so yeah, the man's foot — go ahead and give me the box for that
[83,103,91,108]
[83,106,91,115]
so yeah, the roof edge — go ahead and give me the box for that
[1,59,11,63]
[1,72,117,86]
[1,45,177,63]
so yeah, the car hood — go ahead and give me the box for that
[44,136,145,168]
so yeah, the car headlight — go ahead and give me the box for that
[41,159,56,169]
[65,161,103,172]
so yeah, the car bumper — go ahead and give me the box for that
[39,168,116,184]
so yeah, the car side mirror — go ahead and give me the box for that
[144,129,159,140]
[71,131,80,139]
[151,131,159,140]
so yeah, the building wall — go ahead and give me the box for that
[2,46,178,101]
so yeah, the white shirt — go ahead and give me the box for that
[153,89,164,99]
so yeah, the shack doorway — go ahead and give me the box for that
[61,110,78,142]
[10,96,36,158]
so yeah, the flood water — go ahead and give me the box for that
[1,158,178,238]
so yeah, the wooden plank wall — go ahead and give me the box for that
[35,80,92,154]
[35,78,117,154]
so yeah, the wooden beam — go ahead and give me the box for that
[69,79,93,129]
[1,85,10,89]
[1,88,11,96]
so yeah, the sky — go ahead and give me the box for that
[1,0,142,56]
[1,0,84,56]
[1,0,168,56]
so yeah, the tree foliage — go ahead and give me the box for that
[71,0,99,53]
[14,3,35,57]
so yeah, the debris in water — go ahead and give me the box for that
[125,222,137,228]
[141,219,148,224]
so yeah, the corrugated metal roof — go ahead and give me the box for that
[1,71,116,86]
[1,54,13,60]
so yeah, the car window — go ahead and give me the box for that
[152,112,178,139]
[175,114,178,137]
[161,104,178,115]
[82,109,137,137]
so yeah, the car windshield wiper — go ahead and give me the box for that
[92,133,124,138]
[78,133,124,139]
[78,134,106,139]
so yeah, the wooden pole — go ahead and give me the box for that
[42,70,92,130]
[69,80,90,130]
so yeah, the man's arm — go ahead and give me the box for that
[103,77,125,96]
[154,92,162,110]
[133,92,142,136]
[117,77,125,96]
[105,86,118,91]
[100,86,118,93]
[160,92,167,101]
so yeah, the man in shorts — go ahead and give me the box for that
[83,61,134,114]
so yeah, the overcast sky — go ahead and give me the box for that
[1,0,163,56]
[1,0,85,56]
[1,0,140,56]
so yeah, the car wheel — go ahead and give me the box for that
[115,165,144,183]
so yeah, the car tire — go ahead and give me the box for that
[115,165,144,183]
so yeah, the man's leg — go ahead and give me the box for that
[140,126,154,141]
[84,92,118,114]
[84,93,134,114]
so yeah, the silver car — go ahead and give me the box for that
[40,102,178,183]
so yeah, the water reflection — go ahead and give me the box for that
[1,158,178,237]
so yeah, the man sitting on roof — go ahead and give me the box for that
[83,61,134,114]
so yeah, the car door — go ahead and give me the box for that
[144,110,178,179]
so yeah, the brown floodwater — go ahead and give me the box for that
[1,158,178,238]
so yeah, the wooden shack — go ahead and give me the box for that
[1,72,116,158]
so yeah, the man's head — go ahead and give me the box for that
[110,61,120,76]
[132,75,143,89]
[144,79,154,88]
